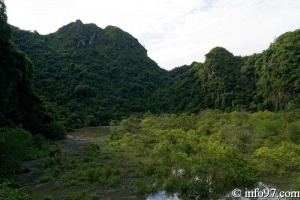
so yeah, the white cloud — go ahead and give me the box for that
[6,0,300,70]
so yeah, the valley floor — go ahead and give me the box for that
[12,111,300,200]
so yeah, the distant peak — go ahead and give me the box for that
[73,19,84,32]
[75,19,83,25]
[104,25,122,31]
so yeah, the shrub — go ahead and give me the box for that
[0,183,32,200]
[64,192,99,200]
[0,128,32,177]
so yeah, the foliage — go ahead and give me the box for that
[39,142,124,189]
[1,0,299,198]
[255,30,300,111]
[0,0,65,139]
[293,173,300,190]
[0,0,11,44]
[0,128,32,177]
[104,110,300,197]
[12,20,168,128]
[64,192,99,200]
[197,47,242,110]
[11,19,300,128]
[154,30,300,113]
[0,183,32,200]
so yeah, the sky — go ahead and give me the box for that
[5,0,300,70]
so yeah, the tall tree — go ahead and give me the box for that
[0,0,65,139]
[0,0,11,43]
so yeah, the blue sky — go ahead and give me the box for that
[6,0,300,70]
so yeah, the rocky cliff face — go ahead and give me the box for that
[51,19,102,49]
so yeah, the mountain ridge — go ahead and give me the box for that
[12,20,168,128]
[12,20,300,128]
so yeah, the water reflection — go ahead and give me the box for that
[224,182,289,200]
[146,181,292,200]
[147,191,180,200]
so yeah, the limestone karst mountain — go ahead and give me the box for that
[12,21,300,128]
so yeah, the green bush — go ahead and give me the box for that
[292,173,300,190]
[0,183,32,200]
[135,180,151,194]
[48,121,66,140]
[179,179,210,199]
[0,128,32,177]
[164,176,178,192]
[39,174,54,183]
[64,192,99,200]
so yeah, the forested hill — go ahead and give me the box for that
[12,21,300,128]
[0,1,65,139]
[158,30,300,113]
[12,20,168,128]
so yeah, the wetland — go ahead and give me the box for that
[14,111,300,199]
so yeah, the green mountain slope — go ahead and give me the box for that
[156,30,300,113]
[155,48,244,113]
[254,30,300,111]
[0,1,65,139]
[12,21,300,128]
[13,20,168,128]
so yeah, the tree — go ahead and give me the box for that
[0,0,65,139]
[0,128,32,177]
[0,0,11,44]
